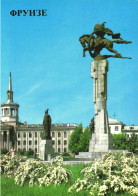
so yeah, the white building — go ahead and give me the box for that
[108,118,124,135]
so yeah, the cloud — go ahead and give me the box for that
[25,82,43,96]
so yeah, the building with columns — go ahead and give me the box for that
[0,73,78,154]
[1,73,137,154]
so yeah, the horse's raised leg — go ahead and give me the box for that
[106,46,122,57]
[83,49,86,57]
[83,47,89,57]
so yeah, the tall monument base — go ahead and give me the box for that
[75,60,113,159]
[89,110,113,152]
[39,139,54,161]
[89,59,113,152]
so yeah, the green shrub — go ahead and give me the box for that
[128,133,138,153]
[62,152,70,156]
[69,124,91,154]
[78,127,91,152]
[17,149,25,155]
[113,133,128,150]
[1,149,9,155]
[23,149,34,156]
[69,124,83,154]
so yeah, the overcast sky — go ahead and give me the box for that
[1,0,138,127]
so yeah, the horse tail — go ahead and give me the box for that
[112,40,132,44]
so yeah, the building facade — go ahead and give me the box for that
[15,123,77,154]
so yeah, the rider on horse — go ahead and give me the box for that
[79,22,132,60]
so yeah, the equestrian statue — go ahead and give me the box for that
[79,22,132,60]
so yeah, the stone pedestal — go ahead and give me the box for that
[39,139,54,161]
[89,59,113,152]
[75,60,113,159]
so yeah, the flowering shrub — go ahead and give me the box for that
[13,155,72,187]
[14,160,51,186]
[0,153,27,178]
[68,152,138,195]
[51,155,63,166]
[38,166,72,186]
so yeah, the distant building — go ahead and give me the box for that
[108,118,124,135]
[122,125,138,137]
[0,73,78,154]
[0,73,137,154]
[15,122,77,154]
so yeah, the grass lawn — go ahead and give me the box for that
[1,164,135,196]
[1,164,90,196]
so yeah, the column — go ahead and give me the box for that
[21,132,23,150]
[26,132,28,151]
[6,131,9,150]
[32,132,34,151]
[1,132,4,149]
[8,108,10,116]
[26,132,27,151]
[61,131,63,153]
[7,132,9,150]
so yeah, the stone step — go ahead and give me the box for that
[63,158,94,161]
[75,152,106,159]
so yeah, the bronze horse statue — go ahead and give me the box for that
[79,23,132,60]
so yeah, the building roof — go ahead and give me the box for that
[108,118,124,125]
[0,121,14,130]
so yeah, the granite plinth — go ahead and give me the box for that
[89,60,113,152]
[39,139,54,161]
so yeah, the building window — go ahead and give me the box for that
[18,132,20,138]
[58,140,61,145]
[64,131,67,138]
[58,132,61,137]
[35,140,37,145]
[11,109,15,116]
[58,148,60,153]
[29,132,32,138]
[18,141,20,145]
[115,126,118,131]
[52,140,55,145]
[35,132,37,138]
[52,132,55,137]
[23,132,26,138]
[5,108,8,115]
[23,141,26,145]
[64,140,67,145]
[29,141,32,145]
[35,148,37,153]
[64,148,67,152]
